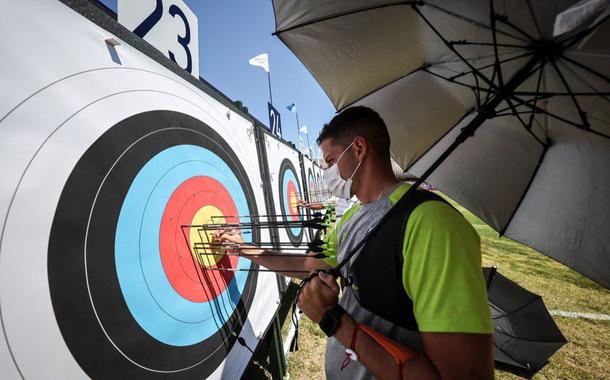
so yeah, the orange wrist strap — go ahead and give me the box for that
[358,324,418,379]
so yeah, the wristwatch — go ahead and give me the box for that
[319,304,346,337]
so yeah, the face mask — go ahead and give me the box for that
[323,142,362,199]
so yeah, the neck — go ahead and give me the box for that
[354,162,399,204]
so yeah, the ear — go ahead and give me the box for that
[352,136,368,161]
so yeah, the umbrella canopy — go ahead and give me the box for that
[484,267,567,372]
[272,0,610,288]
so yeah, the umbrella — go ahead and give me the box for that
[271,0,610,288]
[484,267,567,372]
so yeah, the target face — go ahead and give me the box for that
[308,168,316,203]
[278,158,305,245]
[305,166,317,240]
[316,172,322,201]
[47,111,259,378]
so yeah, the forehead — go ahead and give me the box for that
[320,138,341,153]
[320,138,346,162]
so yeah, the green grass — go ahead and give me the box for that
[284,196,610,379]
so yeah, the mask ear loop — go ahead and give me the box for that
[348,159,362,181]
[334,142,354,167]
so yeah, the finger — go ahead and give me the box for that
[308,275,322,291]
[318,272,340,293]
[297,288,310,309]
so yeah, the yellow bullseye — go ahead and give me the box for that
[289,192,298,214]
[190,205,225,267]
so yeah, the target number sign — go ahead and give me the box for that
[118,0,200,78]
[268,103,282,138]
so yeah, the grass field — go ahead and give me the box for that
[284,196,610,379]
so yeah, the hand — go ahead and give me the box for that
[297,271,340,323]
[212,228,244,245]
[309,202,326,210]
[211,229,265,256]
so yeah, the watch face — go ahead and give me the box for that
[319,315,335,336]
[320,306,343,336]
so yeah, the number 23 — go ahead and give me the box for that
[133,0,193,74]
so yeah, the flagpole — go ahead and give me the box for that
[267,71,273,105]
[295,111,300,140]
[306,132,312,158]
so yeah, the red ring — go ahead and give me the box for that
[159,176,239,302]
[286,180,299,221]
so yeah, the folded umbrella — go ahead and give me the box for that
[272,0,610,288]
[484,267,567,372]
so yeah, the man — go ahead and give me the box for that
[214,106,493,379]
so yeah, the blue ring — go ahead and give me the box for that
[115,145,251,346]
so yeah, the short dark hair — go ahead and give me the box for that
[316,106,390,161]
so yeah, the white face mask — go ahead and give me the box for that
[323,142,362,199]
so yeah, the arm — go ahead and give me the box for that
[212,229,330,279]
[299,274,493,380]
[333,314,493,380]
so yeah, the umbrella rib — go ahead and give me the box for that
[507,95,610,140]
[491,295,543,320]
[472,74,482,108]
[489,0,505,88]
[494,111,532,117]
[483,65,498,104]
[495,16,537,42]
[272,1,416,35]
[418,11,551,148]
[487,0,539,144]
[550,60,589,128]
[423,68,495,96]
[556,60,610,104]
[494,330,567,344]
[422,2,529,43]
[532,117,549,139]
[450,51,534,81]
[560,55,610,84]
[499,142,549,237]
[427,49,524,67]
[404,108,474,171]
[449,40,530,49]
[334,50,512,112]
[526,60,546,133]
[414,4,500,100]
[525,0,543,39]
[514,91,610,96]
[505,97,544,145]
[492,340,526,368]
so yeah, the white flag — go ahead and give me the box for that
[249,53,269,72]
[299,125,308,134]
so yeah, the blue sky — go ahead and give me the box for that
[98,0,335,155]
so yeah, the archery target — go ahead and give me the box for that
[264,134,309,248]
[0,2,279,379]
[300,155,317,240]
[278,158,305,244]
[314,164,330,203]
[48,112,261,376]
